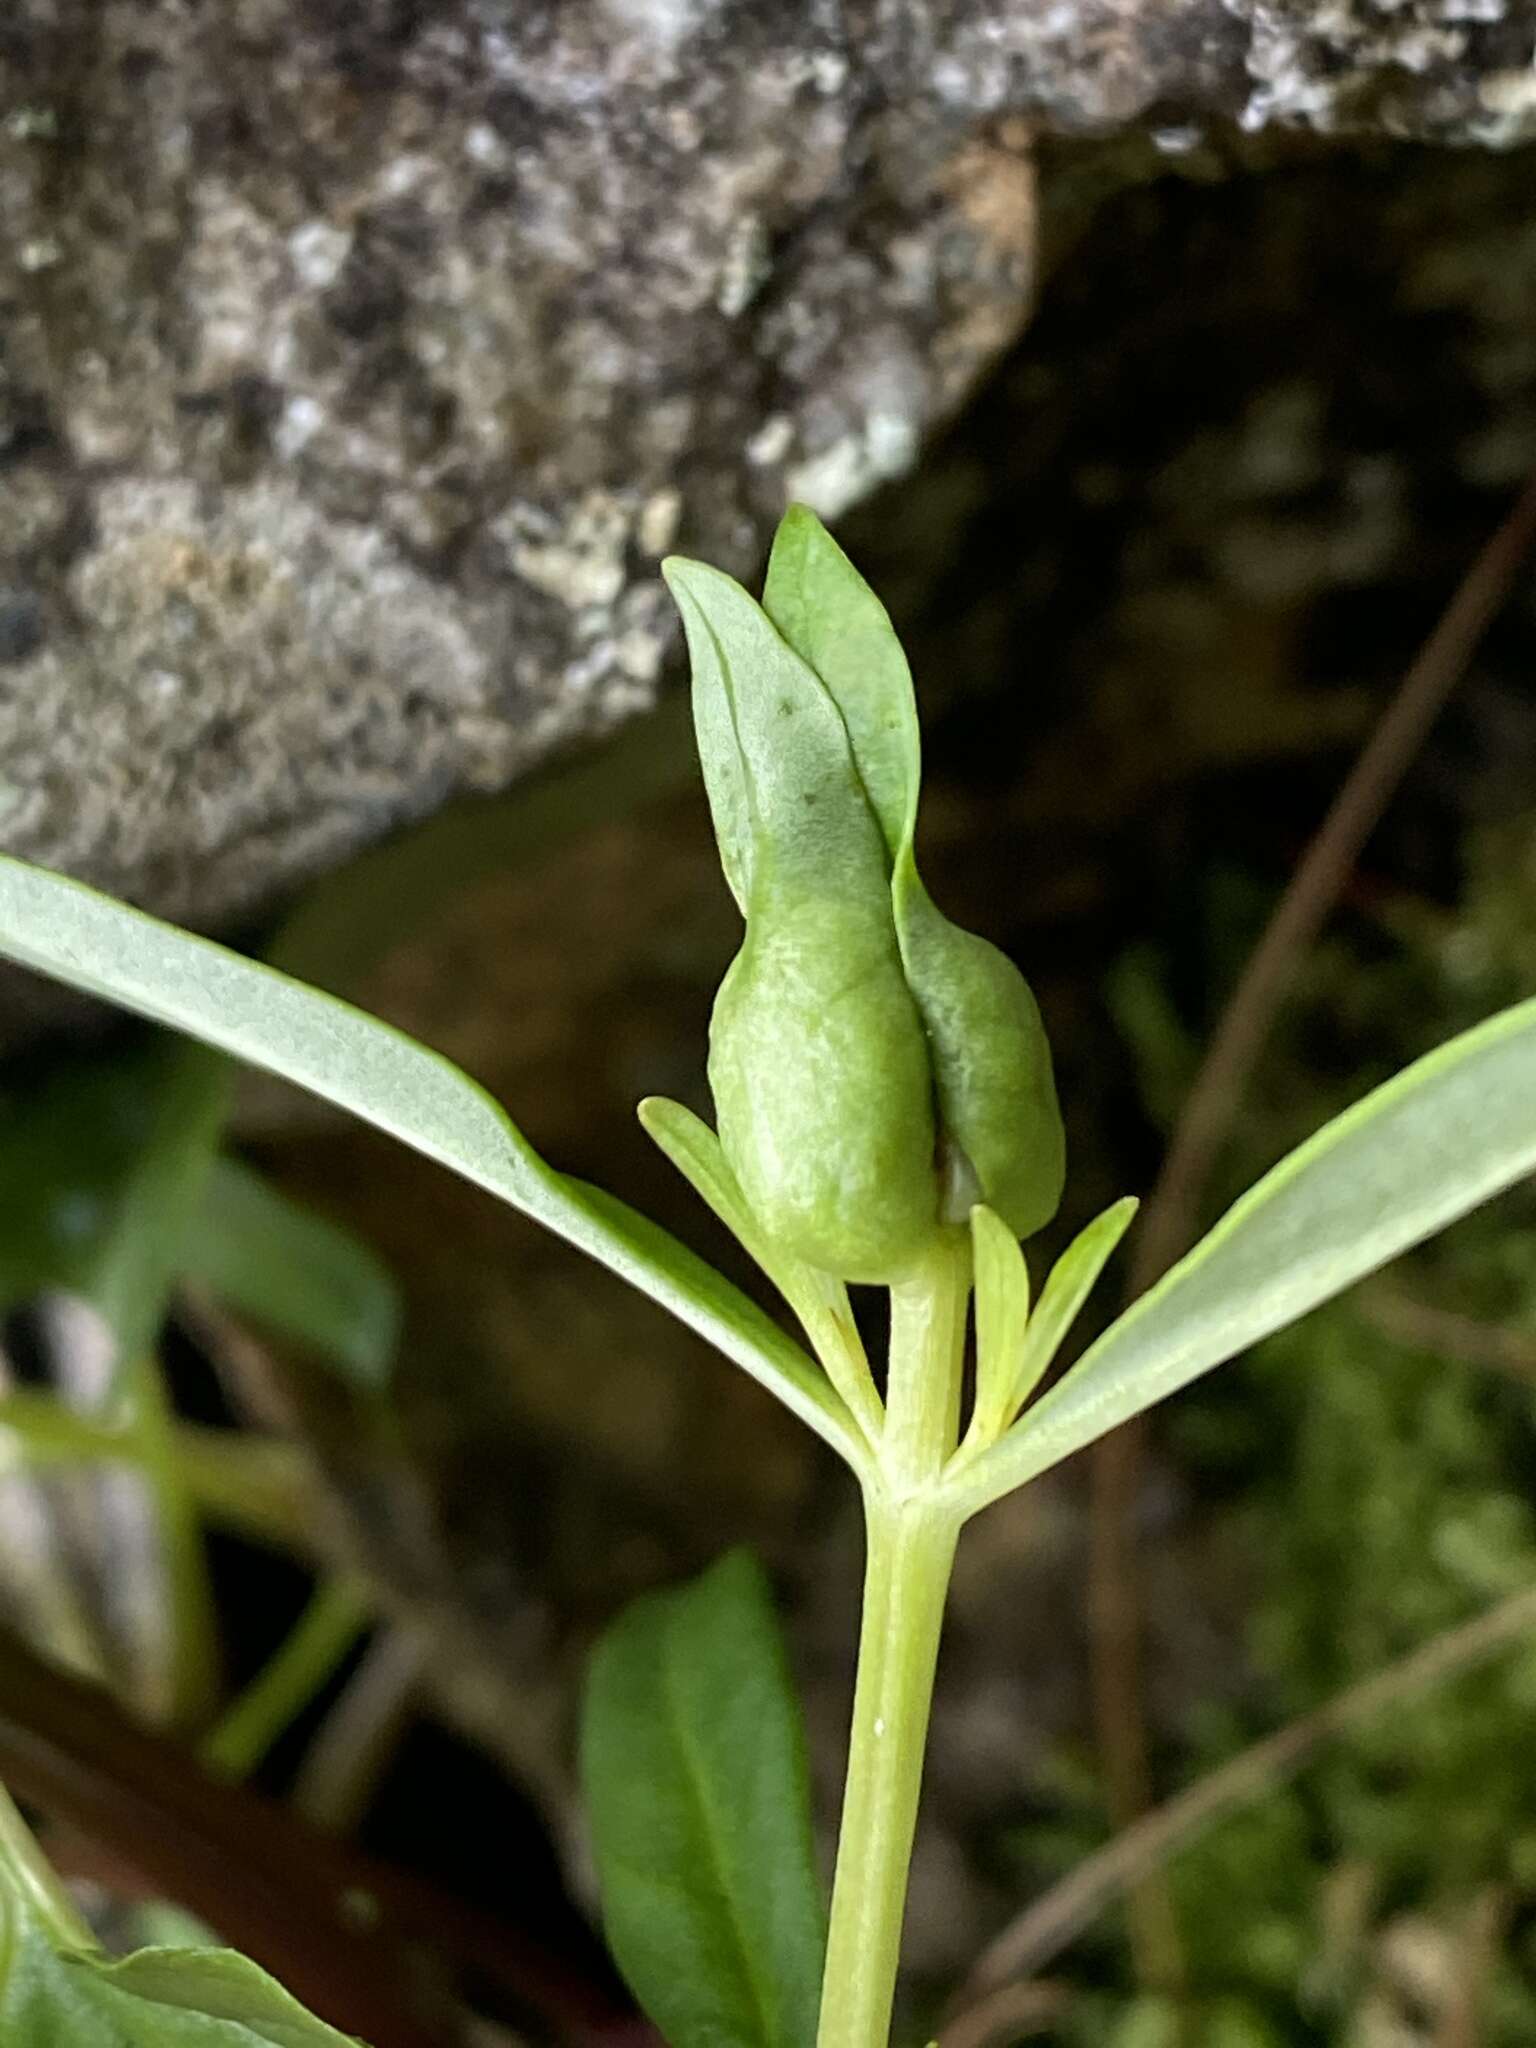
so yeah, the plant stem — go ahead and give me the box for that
[818,1504,960,2048]
[202,1578,370,1782]
[817,1234,969,2048]
[0,1782,93,1949]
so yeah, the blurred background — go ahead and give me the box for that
[5,5,1536,2044]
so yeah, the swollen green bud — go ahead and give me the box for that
[661,507,1065,1284]
[763,506,1065,1239]
[708,892,937,1281]
[664,555,939,1281]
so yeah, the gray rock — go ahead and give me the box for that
[2,0,1535,925]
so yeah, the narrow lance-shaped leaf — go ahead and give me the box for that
[762,506,1065,1238]
[952,994,1536,1519]
[0,855,860,1470]
[638,1098,882,1455]
[580,1550,827,2048]
[1007,1195,1139,1418]
[963,1204,1031,1452]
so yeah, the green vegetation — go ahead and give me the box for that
[0,514,1531,2046]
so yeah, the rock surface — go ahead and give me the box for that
[4,1,1536,925]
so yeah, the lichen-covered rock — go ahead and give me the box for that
[0,1,1039,922]
[3,0,1536,926]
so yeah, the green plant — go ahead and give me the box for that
[0,506,1534,2045]
[0,1781,356,2044]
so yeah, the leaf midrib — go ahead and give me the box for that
[661,1607,784,2048]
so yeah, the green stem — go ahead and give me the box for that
[0,1783,93,1950]
[882,1234,970,1494]
[817,1234,970,2048]
[125,1350,222,1726]
[201,1579,370,1782]
[817,1504,960,2048]
[0,1390,322,1557]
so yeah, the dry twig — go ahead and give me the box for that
[1433,1885,1508,2048]
[1087,468,1536,1987]
[945,1582,1536,2035]
[1362,1286,1536,1386]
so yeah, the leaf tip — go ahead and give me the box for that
[636,1094,685,1142]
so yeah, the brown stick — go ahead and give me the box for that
[1129,466,1536,1301]
[937,1979,1070,2048]
[1361,1286,1536,1386]
[945,1582,1536,2027]
[1433,1885,1508,2048]
[1085,468,1536,1987]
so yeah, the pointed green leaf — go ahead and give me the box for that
[1,1932,364,2046]
[964,1205,1031,1451]
[580,1550,827,2048]
[663,555,896,907]
[0,1785,362,2039]
[638,1099,880,1453]
[953,996,1536,1518]
[1008,1195,1139,1416]
[666,565,755,915]
[180,1161,400,1392]
[761,503,920,858]
[0,1790,360,2046]
[0,855,859,1469]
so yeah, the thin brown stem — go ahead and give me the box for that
[1131,467,1536,1299]
[1085,468,1536,1990]
[1361,1286,1536,1386]
[945,1583,1536,2023]
[294,1624,428,1835]
[1433,1886,1508,2048]
[935,1980,1070,2048]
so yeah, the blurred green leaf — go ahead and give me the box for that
[0,1927,363,2046]
[0,1044,228,1358]
[580,1550,826,2048]
[0,1057,143,1312]
[0,855,858,1467]
[958,993,1536,1515]
[0,1043,230,1721]
[0,1050,395,1392]
[181,1162,399,1392]
[0,1785,360,2045]
[81,1046,232,1377]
